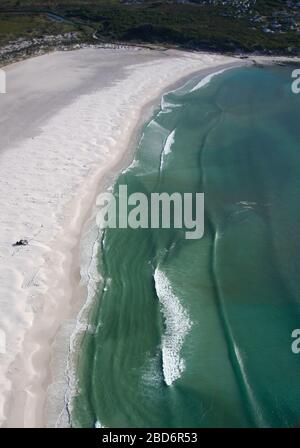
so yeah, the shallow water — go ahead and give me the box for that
[73,65,300,428]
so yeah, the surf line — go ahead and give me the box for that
[96,185,205,240]
[154,268,192,386]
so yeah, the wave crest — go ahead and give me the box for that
[190,68,230,92]
[154,268,192,386]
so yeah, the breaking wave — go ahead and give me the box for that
[190,68,231,92]
[154,268,192,386]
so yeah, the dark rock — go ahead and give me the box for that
[13,239,28,247]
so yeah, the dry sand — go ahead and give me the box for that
[0,47,244,427]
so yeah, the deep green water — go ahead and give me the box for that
[73,65,300,428]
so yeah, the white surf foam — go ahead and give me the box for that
[95,420,105,428]
[159,129,176,173]
[163,130,176,156]
[190,67,231,92]
[161,95,182,113]
[154,268,192,386]
[121,158,140,174]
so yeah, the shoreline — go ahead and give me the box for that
[1,36,300,70]
[1,48,299,428]
[54,60,250,429]
[0,47,242,428]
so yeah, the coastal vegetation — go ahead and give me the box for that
[0,0,299,63]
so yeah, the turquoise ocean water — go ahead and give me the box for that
[73,64,300,428]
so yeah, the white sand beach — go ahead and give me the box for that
[0,47,243,428]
